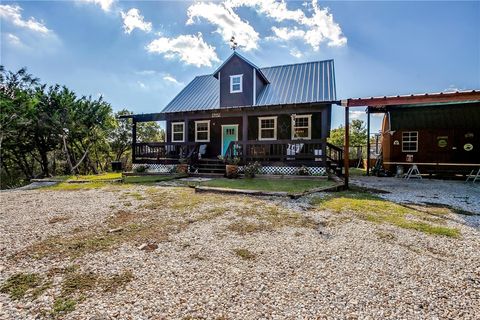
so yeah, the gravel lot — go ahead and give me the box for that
[351,176,480,215]
[1,185,479,319]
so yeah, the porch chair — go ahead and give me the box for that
[198,144,207,159]
[286,143,304,160]
[466,168,480,183]
[403,164,422,180]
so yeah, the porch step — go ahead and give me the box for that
[195,159,226,175]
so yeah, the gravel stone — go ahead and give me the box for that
[0,185,479,319]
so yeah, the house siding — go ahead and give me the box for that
[219,55,254,108]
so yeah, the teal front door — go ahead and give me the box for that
[222,125,238,155]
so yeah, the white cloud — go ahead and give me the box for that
[135,70,157,76]
[350,110,366,120]
[228,0,304,22]
[6,33,22,46]
[227,0,347,50]
[121,8,152,34]
[186,2,259,51]
[146,32,220,67]
[137,81,147,89]
[163,75,183,86]
[289,48,303,58]
[0,4,51,34]
[271,26,305,41]
[78,0,115,12]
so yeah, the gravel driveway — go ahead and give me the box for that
[0,185,479,319]
[351,176,480,215]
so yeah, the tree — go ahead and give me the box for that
[137,122,165,142]
[328,119,368,147]
[110,109,132,161]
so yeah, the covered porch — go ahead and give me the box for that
[121,103,343,175]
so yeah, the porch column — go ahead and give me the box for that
[366,108,371,176]
[132,119,137,163]
[242,114,248,163]
[184,116,189,143]
[344,107,350,189]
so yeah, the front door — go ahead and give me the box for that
[222,125,238,155]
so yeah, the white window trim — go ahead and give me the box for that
[230,74,243,93]
[291,114,312,140]
[195,120,210,142]
[171,122,185,143]
[258,116,277,141]
[401,131,418,152]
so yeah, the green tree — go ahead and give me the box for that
[110,109,133,161]
[328,119,368,147]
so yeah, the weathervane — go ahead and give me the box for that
[230,36,238,51]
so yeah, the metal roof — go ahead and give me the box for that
[162,59,336,113]
[344,90,480,108]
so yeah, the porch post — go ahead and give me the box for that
[242,114,248,163]
[132,119,137,163]
[366,108,371,176]
[184,116,189,143]
[344,107,350,189]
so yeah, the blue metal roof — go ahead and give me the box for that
[162,59,336,113]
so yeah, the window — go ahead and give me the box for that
[195,120,210,142]
[291,114,312,140]
[171,122,185,142]
[230,74,243,93]
[402,131,418,152]
[258,116,277,140]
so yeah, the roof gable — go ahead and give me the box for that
[212,51,269,83]
[162,59,336,113]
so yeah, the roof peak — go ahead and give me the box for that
[212,51,269,83]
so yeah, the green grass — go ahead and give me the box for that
[349,167,366,176]
[233,248,256,260]
[46,181,108,191]
[191,178,336,193]
[52,297,77,315]
[69,173,122,181]
[310,189,460,237]
[0,273,44,300]
[123,174,185,184]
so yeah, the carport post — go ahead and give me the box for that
[366,108,371,176]
[344,107,350,189]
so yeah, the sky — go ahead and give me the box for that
[1,0,479,132]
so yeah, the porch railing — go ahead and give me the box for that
[224,139,343,174]
[133,142,199,164]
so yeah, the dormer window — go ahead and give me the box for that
[230,74,243,93]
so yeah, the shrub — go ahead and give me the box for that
[297,165,311,176]
[244,162,261,178]
[134,165,148,173]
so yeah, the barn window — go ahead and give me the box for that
[291,114,312,140]
[258,116,277,140]
[195,120,210,142]
[230,74,243,93]
[171,122,185,142]
[402,131,418,152]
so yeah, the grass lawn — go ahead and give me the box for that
[123,174,186,184]
[190,178,338,193]
[68,172,122,181]
[45,173,185,190]
[310,188,460,237]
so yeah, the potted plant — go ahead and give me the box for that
[244,161,261,178]
[176,157,189,174]
[219,155,240,178]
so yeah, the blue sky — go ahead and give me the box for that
[1,0,479,132]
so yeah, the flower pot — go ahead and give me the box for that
[225,164,239,178]
[176,164,189,174]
